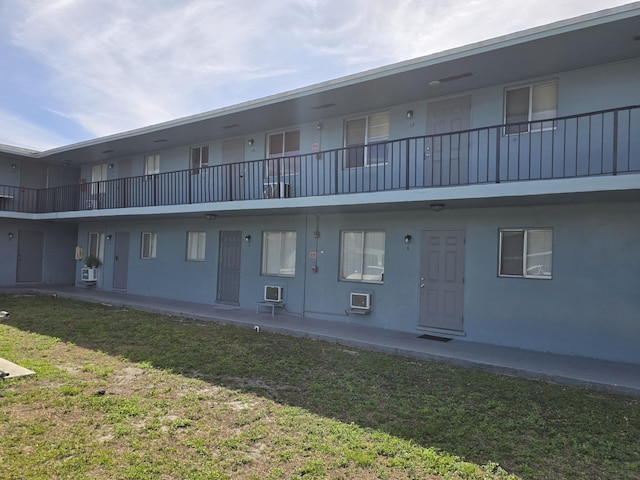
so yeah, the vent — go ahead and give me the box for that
[350,292,372,310]
[81,267,98,282]
[263,182,290,199]
[264,285,284,302]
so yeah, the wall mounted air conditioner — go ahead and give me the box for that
[81,267,98,282]
[263,182,290,199]
[264,285,284,302]
[350,292,372,310]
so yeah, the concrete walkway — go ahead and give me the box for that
[3,285,639,397]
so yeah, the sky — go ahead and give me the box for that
[0,0,634,151]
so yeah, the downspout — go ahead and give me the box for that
[302,213,308,315]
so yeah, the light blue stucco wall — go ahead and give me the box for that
[74,200,640,364]
[85,59,640,180]
[0,219,77,286]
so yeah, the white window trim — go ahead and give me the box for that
[504,80,558,135]
[344,112,390,168]
[191,145,209,175]
[266,130,301,178]
[87,232,104,263]
[186,231,206,261]
[498,228,553,279]
[339,230,385,284]
[144,154,160,176]
[261,231,297,277]
[140,232,157,259]
[91,164,108,195]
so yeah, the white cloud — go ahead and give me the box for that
[0,0,634,146]
[0,109,71,151]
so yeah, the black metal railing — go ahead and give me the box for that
[1,105,638,214]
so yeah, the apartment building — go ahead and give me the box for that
[1,5,639,363]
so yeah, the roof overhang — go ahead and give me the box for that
[4,3,640,167]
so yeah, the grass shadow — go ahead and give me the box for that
[1,294,639,479]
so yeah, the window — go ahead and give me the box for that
[266,130,300,177]
[261,231,297,276]
[499,228,552,278]
[87,232,103,261]
[340,231,385,283]
[505,81,557,134]
[144,154,160,176]
[191,146,209,174]
[344,112,389,168]
[186,232,206,261]
[91,163,108,195]
[141,232,157,259]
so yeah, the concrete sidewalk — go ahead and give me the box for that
[3,285,639,397]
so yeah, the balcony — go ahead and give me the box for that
[1,105,639,215]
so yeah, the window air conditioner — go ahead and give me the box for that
[81,267,98,282]
[350,292,372,310]
[264,285,284,302]
[263,182,290,199]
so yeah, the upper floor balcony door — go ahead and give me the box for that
[426,95,471,186]
[222,138,246,201]
[21,161,47,212]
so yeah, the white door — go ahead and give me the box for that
[419,230,465,332]
[426,95,471,185]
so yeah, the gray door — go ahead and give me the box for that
[222,138,246,201]
[113,232,129,290]
[217,231,241,304]
[426,95,471,185]
[419,230,465,332]
[16,230,44,283]
[117,159,132,208]
[20,162,48,212]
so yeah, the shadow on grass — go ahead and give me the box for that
[2,294,639,479]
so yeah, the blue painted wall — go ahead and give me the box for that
[0,219,77,286]
[75,200,640,364]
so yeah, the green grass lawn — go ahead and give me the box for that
[0,293,638,479]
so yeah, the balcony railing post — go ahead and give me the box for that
[495,126,501,183]
[334,150,339,195]
[405,139,410,190]
[613,109,619,175]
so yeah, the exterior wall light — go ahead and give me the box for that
[8,232,14,239]
[404,234,412,244]
[247,139,254,146]
[108,164,114,169]
[244,235,251,243]
[106,234,112,241]
[11,164,17,169]
[406,110,414,119]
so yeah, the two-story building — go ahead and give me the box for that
[1,5,639,364]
